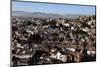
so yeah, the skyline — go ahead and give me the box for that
[12,1,96,15]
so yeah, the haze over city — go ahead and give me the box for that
[12,1,95,15]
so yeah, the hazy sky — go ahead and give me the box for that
[12,1,96,15]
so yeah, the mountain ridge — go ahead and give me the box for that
[12,11,93,18]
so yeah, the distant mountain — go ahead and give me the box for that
[12,11,88,18]
[12,11,31,17]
